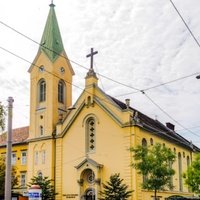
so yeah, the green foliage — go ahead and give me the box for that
[130,143,176,198]
[0,102,6,131]
[183,153,200,196]
[28,176,57,200]
[0,156,19,196]
[99,173,132,200]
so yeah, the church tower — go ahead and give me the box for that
[28,2,74,179]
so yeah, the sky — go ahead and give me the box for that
[0,0,200,146]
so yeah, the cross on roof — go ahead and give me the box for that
[86,48,98,70]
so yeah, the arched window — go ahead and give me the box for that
[142,138,147,147]
[37,171,43,178]
[41,150,46,164]
[58,80,65,103]
[178,152,183,191]
[169,150,173,190]
[86,118,96,153]
[187,156,190,168]
[38,79,46,102]
[187,156,190,192]
[34,151,38,165]
[142,138,147,183]
[150,138,153,146]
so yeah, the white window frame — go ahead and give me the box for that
[20,172,27,187]
[21,151,27,165]
[11,152,16,165]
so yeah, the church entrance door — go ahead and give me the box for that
[85,189,95,200]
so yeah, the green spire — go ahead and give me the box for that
[40,3,65,62]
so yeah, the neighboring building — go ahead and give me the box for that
[23,3,200,200]
[0,126,28,195]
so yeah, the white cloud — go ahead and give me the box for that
[0,0,200,145]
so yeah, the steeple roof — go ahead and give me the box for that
[40,3,65,62]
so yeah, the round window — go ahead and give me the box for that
[60,67,65,74]
[87,172,95,184]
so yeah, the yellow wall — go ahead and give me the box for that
[60,103,132,200]
[133,126,194,200]
[0,143,28,194]
[54,82,195,200]
[27,139,55,181]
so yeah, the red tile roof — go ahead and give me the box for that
[0,126,29,146]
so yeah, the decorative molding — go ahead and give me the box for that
[95,178,101,185]
[77,179,84,186]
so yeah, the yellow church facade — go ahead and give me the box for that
[26,3,199,200]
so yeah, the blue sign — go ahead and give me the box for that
[29,192,42,198]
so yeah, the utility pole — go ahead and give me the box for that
[5,97,14,200]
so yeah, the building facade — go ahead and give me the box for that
[0,126,28,195]
[24,3,199,200]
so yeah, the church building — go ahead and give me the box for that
[27,3,199,200]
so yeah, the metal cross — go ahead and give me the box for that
[86,48,98,70]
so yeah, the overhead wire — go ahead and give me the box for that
[169,0,200,49]
[0,20,141,92]
[115,71,200,98]
[0,20,200,94]
[2,19,199,93]
[0,12,200,138]
[144,92,200,138]
[0,45,129,112]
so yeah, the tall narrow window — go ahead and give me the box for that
[20,172,27,188]
[169,159,173,190]
[34,151,38,165]
[58,80,65,103]
[39,79,46,102]
[41,150,46,164]
[187,155,191,192]
[187,156,190,168]
[178,152,183,191]
[11,153,16,165]
[142,138,147,147]
[40,126,44,136]
[142,138,147,183]
[86,118,96,153]
[21,151,27,165]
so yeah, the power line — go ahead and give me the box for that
[0,20,140,92]
[1,44,200,139]
[169,0,200,49]
[0,45,128,112]
[176,125,200,132]
[115,71,200,98]
[143,92,200,138]
[1,20,200,95]
[1,21,199,139]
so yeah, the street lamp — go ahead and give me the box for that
[196,75,200,79]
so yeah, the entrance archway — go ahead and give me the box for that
[85,188,95,200]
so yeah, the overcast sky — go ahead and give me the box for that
[0,0,200,146]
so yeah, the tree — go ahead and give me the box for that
[130,143,176,199]
[99,173,133,200]
[28,176,57,200]
[183,153,200,196]
[0,156,19,196]
[0,102,6,132]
